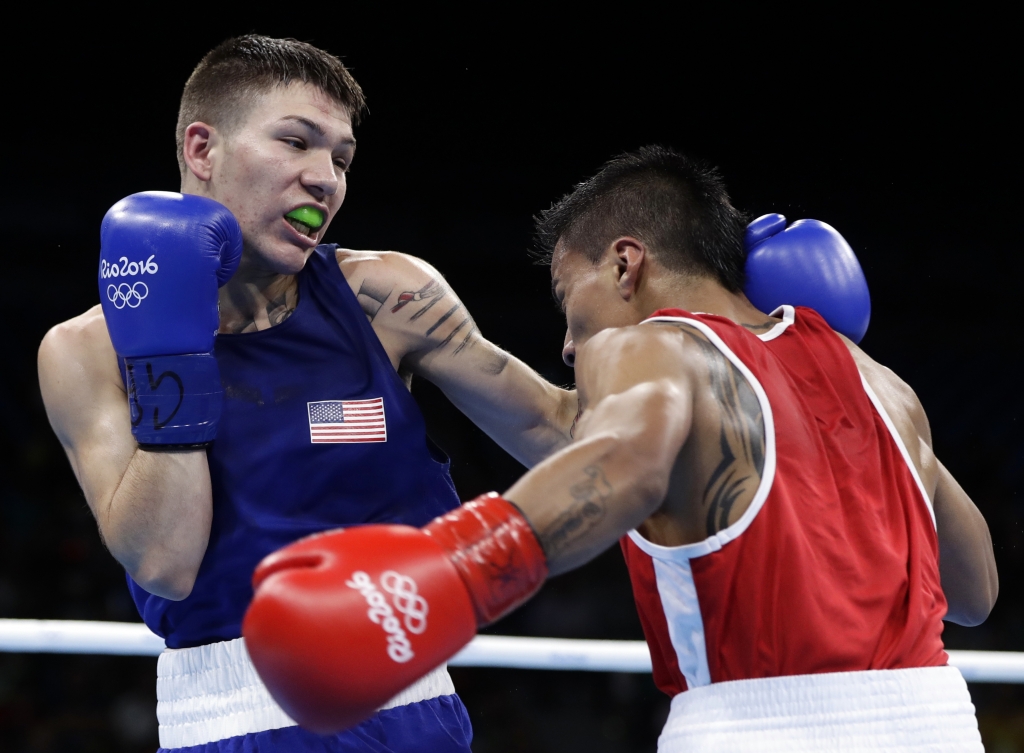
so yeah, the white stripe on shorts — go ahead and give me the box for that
[156,636,455,749]
[658,665,982,752]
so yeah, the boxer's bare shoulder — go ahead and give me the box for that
[38,305,135,498]
[574,322,765,547]
[334,247,459,320]
[38,306,124,411]
[839,335,938,496]
[839,338,998,623]
[332,246,488,368]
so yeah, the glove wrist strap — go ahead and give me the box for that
[423,493,548,627]
[124,354,222,446]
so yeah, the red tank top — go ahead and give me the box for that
[620,306,947,697]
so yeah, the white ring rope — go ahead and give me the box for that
[0,619,1020,682]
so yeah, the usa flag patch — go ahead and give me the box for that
[307,398,387,443]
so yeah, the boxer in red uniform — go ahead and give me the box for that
[244,146,997,751]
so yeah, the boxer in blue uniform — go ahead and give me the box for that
[37,36,577,752]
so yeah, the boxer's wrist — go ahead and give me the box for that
[423,492,548,626]
[124,353,223,447]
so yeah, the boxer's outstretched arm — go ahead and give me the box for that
[38,307,212,600]
[505,325,694,575]
[846,339,998,625]
[337,250,577,467]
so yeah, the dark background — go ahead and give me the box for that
[1,8,1020,752]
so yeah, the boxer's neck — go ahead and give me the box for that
[635,272,779,334]
[217,267,299,335]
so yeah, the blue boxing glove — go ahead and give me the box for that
[744,214,871,343]
[99,192,243,448]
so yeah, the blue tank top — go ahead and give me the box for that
[127,246,461,648]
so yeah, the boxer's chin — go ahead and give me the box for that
[242,234,314,277]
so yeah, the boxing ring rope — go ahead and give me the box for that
[1,619,1022,683]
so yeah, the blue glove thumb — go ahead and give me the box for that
[743,213,871,343]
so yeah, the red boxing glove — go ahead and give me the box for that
[242,494,547,734]
[423,492,549,625]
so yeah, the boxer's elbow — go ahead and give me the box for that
[946,599,994,628]
[103,525,202,601]
[946,564,999,627]
[128,556,200,601]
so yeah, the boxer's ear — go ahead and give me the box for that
[611,237,646,302]
[182,122,217,183]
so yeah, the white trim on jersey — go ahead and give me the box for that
[627,315,778,561]
[649,557,712,689]
[627,314,779,689]
[759,304,796,342]
[858,373,937,529]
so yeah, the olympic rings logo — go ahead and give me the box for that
[107,282,149,309]
[381,571,429,635]
[346,569,429,664]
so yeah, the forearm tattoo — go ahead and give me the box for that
[538,465,611,560]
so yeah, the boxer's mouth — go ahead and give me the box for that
[285,207,325,238]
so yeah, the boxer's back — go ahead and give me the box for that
[621,305,947,696]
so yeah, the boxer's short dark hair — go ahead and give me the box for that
[535,146,748,292]
[175,35,366,174]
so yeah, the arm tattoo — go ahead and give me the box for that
[267,291,294,326]
[435,316,472,348]
[480,350,509,375]
[538,465,611,560]
[741,320,778,332]
[689,332,765,536]
[395,277,501,368]
[424,303,463,337]
[652,321,766,535]
[227,289,296,333]
[392,280,444,316]
[357,279,393,321]
[569,400,583,439]
[452,326,479,355]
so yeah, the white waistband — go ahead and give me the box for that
[156,637,456,749]
[659,666,982,752]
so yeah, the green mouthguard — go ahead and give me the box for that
[286,207,325,229]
